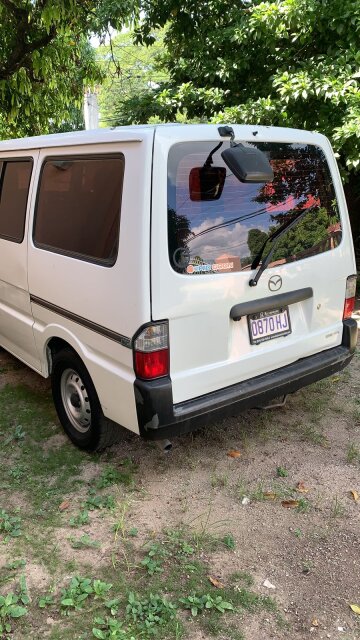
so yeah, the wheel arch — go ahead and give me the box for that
[41,328,88,377]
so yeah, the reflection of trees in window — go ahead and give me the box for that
[168,207,194,271]
[255,144,334,211]
[271,208,340,263]
[247,209,340,266]
[246,144,341,264]
[247,229,268,261]
[254,144,337,223]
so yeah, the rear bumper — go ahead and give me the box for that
[134,319,357,441]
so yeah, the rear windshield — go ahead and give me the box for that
[167,141,341,275]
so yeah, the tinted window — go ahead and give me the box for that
[34,155,125,265]
[168,142,341,275]
[0,160,32,242]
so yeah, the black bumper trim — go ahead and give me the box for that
[135,318,357,441]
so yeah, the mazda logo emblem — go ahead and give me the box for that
[268,275,282,291]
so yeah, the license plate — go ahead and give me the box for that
[248,307,291,345]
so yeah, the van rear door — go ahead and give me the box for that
[151,125,354,405]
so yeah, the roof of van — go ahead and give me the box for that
[0,123,327,152]
[0,126,156,151]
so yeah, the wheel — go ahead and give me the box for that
[51,348,121,450]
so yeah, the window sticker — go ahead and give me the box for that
[173,247,191,269]
[186,261,235,274]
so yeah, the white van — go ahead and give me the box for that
[0,124,357,449]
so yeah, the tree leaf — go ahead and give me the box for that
[311,618,319,627]
[350,604,360,615]
[350,490,359,502]
[281,500,299,509]
[59,500,70,511]
[263,491,276,500]
[61,598,74,606]
[296,482,310,494]
[208,576,224,589]
[227,450,241,458]
[10,606,27,618]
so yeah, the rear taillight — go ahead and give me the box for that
[133,322,169,380]
[343,274,357,320]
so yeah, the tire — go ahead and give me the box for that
[51,348,121,451]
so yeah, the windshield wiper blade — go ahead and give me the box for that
[249,208,312,287]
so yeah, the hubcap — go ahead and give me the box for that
[60,368,91,433]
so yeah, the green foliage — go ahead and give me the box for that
[125,0,360,199]
[69,509,90,528]
[5,559,26,571]
[93,592,179,639]
[84,491,116,511]
[0,508,22,541]
[69,534,101,549]
[38,594,55,609]
[61,577,95,612]
[60,576,112,613]
[276,467,288,478]
[141,543,166,575]
[0,576,29,635]
[97,29,168,127]
[297,497,311,513]
[126,591,177,633]
[346,442,360,464]
[179,593,234,616]
[3,425,26,446]
[222,534,236,550]
[93,616,134,639]
[96,461,136,489]
[0,0,138,138]
[0,592,27,636]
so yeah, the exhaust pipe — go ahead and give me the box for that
[156,439,173,453]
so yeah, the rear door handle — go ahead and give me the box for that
[230,287,313,321]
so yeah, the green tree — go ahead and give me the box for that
[97,29,167,127]
[130,0,360,234]
[0,0,138,138]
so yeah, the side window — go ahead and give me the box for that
[34,155,125,265]
[0,160,33,242]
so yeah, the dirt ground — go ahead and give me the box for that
[0,331,359,640]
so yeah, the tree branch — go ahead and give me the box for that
[0,25,57,80]
[0,0,26,19]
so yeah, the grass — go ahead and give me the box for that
[346,442,360,464]
[0,381,280,639]
[210,473,229,489]
[329,496,346,519]
[0,351,358,638]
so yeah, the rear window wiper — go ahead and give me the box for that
[249,208,313,287]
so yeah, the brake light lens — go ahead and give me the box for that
[133,323,169,380]
[343,274,357,320]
